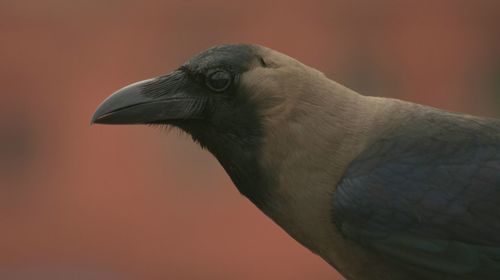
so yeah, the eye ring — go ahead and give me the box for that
[206,70,232,92]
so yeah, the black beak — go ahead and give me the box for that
[91,71,206,124]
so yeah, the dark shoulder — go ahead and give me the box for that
[332,104,500,277]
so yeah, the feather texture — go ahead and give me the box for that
[334,108,500,279]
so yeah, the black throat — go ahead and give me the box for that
[171,119,271,208]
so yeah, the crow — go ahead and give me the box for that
[92,44,500,280]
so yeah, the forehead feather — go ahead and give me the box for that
[185,44,258,72]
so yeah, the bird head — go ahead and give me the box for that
[92,45,297,200]
[91,44,358,204]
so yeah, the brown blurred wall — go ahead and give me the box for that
[1,1,500,279]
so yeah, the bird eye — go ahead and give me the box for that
[206,70,232,92]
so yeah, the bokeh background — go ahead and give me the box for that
[1,1,500,279]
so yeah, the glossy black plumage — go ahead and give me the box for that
[334,108,500,279]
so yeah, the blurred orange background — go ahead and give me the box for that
[1,1,500,279]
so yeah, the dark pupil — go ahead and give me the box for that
[208,71,230,91]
